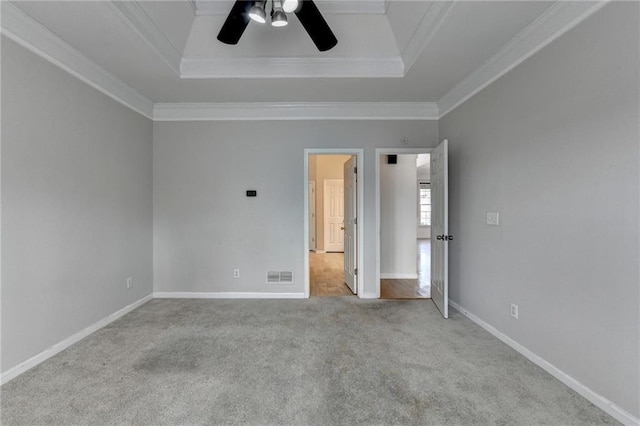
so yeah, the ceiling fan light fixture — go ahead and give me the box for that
[271,10,288,27]
[282,0,299,13]
[249,1,267,24]
[217,0,337,51]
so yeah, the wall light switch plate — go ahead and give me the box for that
[486,212,500,226]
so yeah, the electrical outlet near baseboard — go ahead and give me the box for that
[510,303,519,319]
[233,269,240,278]
[126,277,133,289]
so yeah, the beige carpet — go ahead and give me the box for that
[1,298,617,425]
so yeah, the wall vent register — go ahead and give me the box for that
[266,271,294,284]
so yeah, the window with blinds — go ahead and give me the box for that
[419,182,431,226]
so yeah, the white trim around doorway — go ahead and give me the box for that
[304,149,364,299]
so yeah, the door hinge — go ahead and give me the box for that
[354,167,357,174]
[354,268,358,275]
[354,217,357,225]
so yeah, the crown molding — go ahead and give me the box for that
[180,56,404,78]
[401,0,456,74]
[2,1,611,124]
[109,1,182,75]
[1,2,154,119]
[437,1,609,118]
[194,0,387,16]
[153,102,439,121]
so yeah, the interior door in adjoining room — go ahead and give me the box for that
[324,179,344,253]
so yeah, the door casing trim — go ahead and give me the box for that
[304,149,364,298]
[375,147,432,298]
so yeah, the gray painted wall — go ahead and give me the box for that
[439,3,639,417]
[153,121,439,297]
[1,38,154,373]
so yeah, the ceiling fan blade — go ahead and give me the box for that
[295,0,338,52]
[217,0,253,45]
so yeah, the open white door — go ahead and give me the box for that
[343,157,357,294]
[431,140,449,318]
[309,181,316,251]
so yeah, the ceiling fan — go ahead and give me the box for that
[217,0,338,52]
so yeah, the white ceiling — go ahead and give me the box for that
[5,0,561,105]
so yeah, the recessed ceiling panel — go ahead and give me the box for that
[181,9,404,78]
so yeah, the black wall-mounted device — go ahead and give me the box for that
[246,190,257,197]
[387,155,397,164]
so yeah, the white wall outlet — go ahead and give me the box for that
[510,303,519,319]
[126,277,133,289]
[486,212,500,226]
[233,269,240,278]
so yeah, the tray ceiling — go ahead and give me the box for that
[2,0,606,115]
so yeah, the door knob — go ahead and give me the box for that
[436,235,444,240]
[340,227,345,230]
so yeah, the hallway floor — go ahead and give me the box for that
[310,239,431,299]
[381,239,431,299]
[309,252,354,297]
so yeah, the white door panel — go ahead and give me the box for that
[309,181,316,251]
[431,140,449,318]
[343,157,357,294]
[324,179,344,252]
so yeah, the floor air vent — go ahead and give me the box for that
[266,271,294,284]
[280,271,293,284]
[267,271,281,284]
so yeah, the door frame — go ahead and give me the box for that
[304,149,364,299]
[375,148,432,298]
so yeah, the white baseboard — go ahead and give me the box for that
[0,294,153,386]
[448,300,640,426]
[380,273,419,279]
[153,292,306,299]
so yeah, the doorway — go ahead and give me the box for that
[376,149,432,299]
[304,150,363,298]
